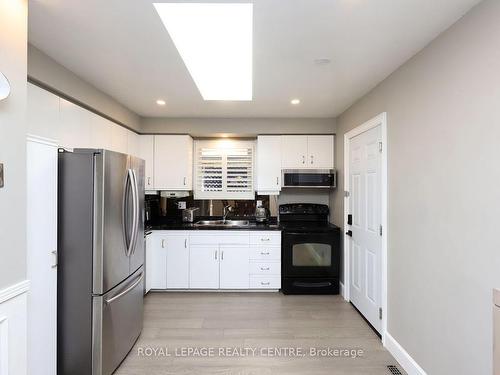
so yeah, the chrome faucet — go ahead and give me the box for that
[223,205,233,223]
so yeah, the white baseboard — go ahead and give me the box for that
[0,280,29,375]
[339,281,347,300]
[384,332,427,375]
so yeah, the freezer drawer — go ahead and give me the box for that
[93,267,144,375]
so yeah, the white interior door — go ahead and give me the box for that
[27,139,58,375]
[348,125,382,332]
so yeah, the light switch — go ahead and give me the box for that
[0,163,4,188]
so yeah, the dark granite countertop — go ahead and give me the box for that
[146,217,282,231]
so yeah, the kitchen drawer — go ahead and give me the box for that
[249,262,281,275]
[250,233,281,246]
[250,276,281,289]
[249,246,281,261]
[190,232,249,245]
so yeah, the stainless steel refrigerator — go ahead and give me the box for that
[58,149,145,375]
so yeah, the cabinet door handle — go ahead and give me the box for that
[302,155,305,164]
[276,176,279,185]
[215,250,217,260]
[147,177,151,186]
[261,251,270,255]
[221,251,224,260]
[310,155,314,164]
[161,239,165,248]
[183,177,187,186]
[261,282,270,286]
[261,238,270,242]
[51,250,58,268]
[260,267,270,271]
[184,239,187,248]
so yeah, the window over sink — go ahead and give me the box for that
[194,139,255,200]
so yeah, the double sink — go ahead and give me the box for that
[194,219,250,228]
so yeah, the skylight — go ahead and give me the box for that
[154,3,253,101]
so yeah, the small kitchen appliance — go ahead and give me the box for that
[182,207,199,223]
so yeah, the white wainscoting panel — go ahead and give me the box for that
[0,281,29,375]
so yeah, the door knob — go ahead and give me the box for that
[346,230,353,237]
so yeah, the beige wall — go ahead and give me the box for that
[0,0,27,289]
[332,0,500,373]
[141,117,336,137]
[28,45,141,132]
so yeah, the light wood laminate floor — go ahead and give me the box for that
[115,293,401,375]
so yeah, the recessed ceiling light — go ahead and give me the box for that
[314,58,331,66]
[291,99,300,105]
[154,3,253,101]
[156,99,166,106]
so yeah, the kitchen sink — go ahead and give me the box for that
[194,219,250,227]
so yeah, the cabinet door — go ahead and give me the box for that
[90,113,113,149]
[146,235,167,289]
[27,140,58,375]
[139,135,154,189]
[189,246,219,289]
[127,130,140,157]
[27,83,60,141]
[154,135,193,190]
[281,135,308,168]
[166,235,190,289]
[110,123,128,154]
[307,135,334,169]
[219,246,249,289]
[59,99,91,149]
[257,136,282,193]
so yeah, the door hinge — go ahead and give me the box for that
[378,142,383,153]
[379,307,383,320]
[379,225,383,236]
[344,191,350,198]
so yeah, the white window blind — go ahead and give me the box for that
[194,139,255,200]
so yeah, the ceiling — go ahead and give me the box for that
[29,0,481,118]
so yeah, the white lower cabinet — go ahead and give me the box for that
[189,246,219,289]
[146,234,167,290]
[166,235,190,288]
[147,230,280,291]
[219,245,250,289]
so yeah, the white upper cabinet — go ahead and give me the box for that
[59,99,92,149]
[127,130,140,157]
[90,113,113,149]
[256,135,282,194]
[139,135,155,189]
[281,135,334,169]
[154,135,193,190]
[281,135,308,168]
[307,135,334,169]
[110,123,128,154]
[27,83,60,141]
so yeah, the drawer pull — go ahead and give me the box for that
[260,267,270,271]
[261,282,270,286]
[260,252,270,255]
[261,238,270,242]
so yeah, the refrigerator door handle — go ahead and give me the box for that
[123,169,138,257]
[130,169,140,255]
[104,271,143,305]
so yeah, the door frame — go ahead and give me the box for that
[342,112,388,343]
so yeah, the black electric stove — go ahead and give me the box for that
[280,204,340,295]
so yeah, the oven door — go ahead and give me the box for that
[282,232,339,278]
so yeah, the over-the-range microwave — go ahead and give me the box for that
[282,169,337,189]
